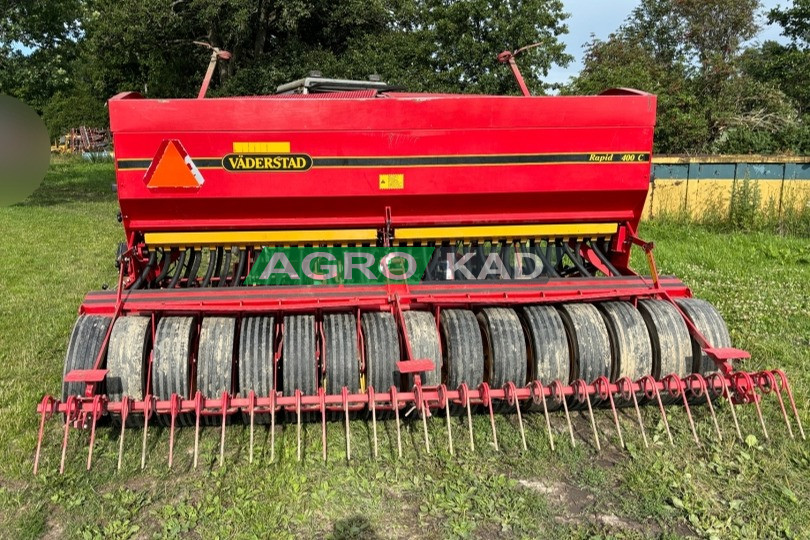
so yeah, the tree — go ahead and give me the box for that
[565,0,809,155]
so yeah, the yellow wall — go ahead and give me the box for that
[643,155,810,220]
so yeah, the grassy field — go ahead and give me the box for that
[0,160,808,539]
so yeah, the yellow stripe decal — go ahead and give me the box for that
[394,223,618,242]
[145,229,377,247]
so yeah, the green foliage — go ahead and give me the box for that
[569,0,810,155]
[1,0,572,133]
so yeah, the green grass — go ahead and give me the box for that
[0,160,808,539]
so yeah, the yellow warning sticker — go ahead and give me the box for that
[232,142,291,153]
[379,173,404,190]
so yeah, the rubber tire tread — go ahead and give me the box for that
[402,311,442,387]
[477,307,527,388]
[637,300,691,379]
[152,316,195,427]
[675,298,732,375]
[324,313,361,393]
[521,305,570,384]
[62,315,112,401]
[598,301,653,381]
[239,316,275,424]
[197,317,236,425]
[440,309,484,389]
[361,312,401,394]
[558,303,611,382]
[107,316,150,426]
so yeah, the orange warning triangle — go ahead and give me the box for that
[143,140,204,189]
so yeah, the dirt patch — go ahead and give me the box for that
[517,479,662,535]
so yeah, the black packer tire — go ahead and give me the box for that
[361,312,401,395]
[197,317,236,425]
[440,309,484,389]
[402,311,443,387]
[598,301,653,381]
[282,315,317,398]
[675,298,732,375]
[637,300,691,379]
[323,312,361,393]
[239,316,275,424]
[520,305,570,384]
[557,303,611,383]
[107,316,151,426]
[62,315,112,401]
[476,307,528,389]
[152,316,195,427]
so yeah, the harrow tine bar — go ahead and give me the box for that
[34,369,805,468]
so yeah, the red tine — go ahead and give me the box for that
[759,371,794,439]
[193,391,203,469]
[59,396,77,475]
[342,386,352,461]
[248,390,256,464]
[734,372,768,440]
[596,376,623,449]
[505,382,527,451]
[369,387,379,459]
[168,393,180,469]
[417,385,431,455]
[392,386,402,458]
[710,372,742,441]
[480,383,498,451]
[295,389,302,462]
[219,392,229,467]
[690,374,722,442]
[460,383,475,452]
[667,375,699,445]
[86,395,103,471]
[140,394,152,470]
[439,385,453,456]
[641,375,673,446]
[551,380,575,447]
[773,370,805,440]
[575,380,600,451]
[117,395,130,471]
[34,395,55,475]
[319,387,327,462]
[270,390,277,463]
[619,377,647,448]
[532,381,555,451]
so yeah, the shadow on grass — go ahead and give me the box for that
[17,159,117,207]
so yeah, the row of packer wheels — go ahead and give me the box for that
[63,298,731,424]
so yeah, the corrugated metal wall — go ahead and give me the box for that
[644,156,810,220]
